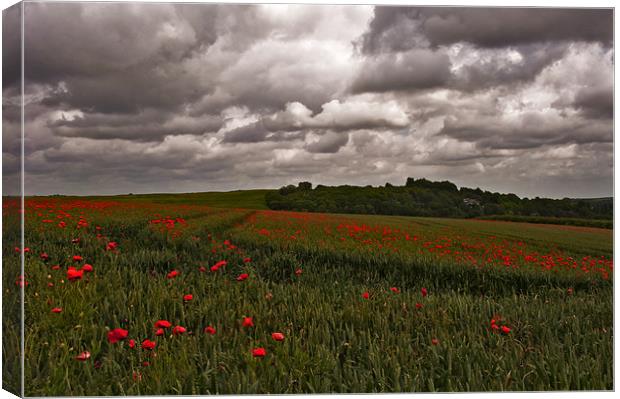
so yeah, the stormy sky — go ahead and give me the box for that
[2,2,614,198]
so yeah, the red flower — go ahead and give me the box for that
[67,267,84,281]
[415,303,423,309]
[242,317,254,328]
[71,238,80,244]
[271,332,285,342]
[390,287,400,293]
[421,287,428,297]
[24,247,30,253]
[129,339,136,349]
[106,241,118,251]
[154,320,171,329]
[236,273,249,281]
[72,255,83,262]
[172,326,186,335]
[107,328,129,344]
[501,326,511,334]
[51,307,62,313]
[204,326,216,335]
[491,324,500,332]
[183,294,193,302]
[75,351,91,361]
[198,266,207,273]
[362,291,370,299]
[243,257,252,263]
[141,339,156,350]
[295,268,303,276]
[167,270,180,279]
[251,347,266,357]
[431,338,440,346]
[40,253,49,261]
[210,260,227,272]
[155,328,164,336]
[82,264,93,273]
[51,265,60,270]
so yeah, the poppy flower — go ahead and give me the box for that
[51,265,60,270]
[236,273,249,281]
[491,324,500,332]
[142,361,150,367]
[106,242,118,251]
[243,257,252,263]
[82,264,93,273]
[390,287,400,293]
[67,267,83,281]
[47,282,54,287]
[202,325,215,335]
[431,338,440,346]
[242,317,254,328]
[107,328,129,344]
[362,291,370,299]
[172,326,186,335]
[71,238,80,244]
[167,270,180,279]
[421,287,428,297]
[155,328,164,336]
[129,339,136,349]
[295,268,303,276]
[251,347,266,357]
[154,320,171,329]
[40,253,49,261]
[567,288,574,295]
[501,326,511,334]
[415,303,423,309]
[72,255,83,262]
[198,266,207,273]
[183,294,193,302]
[271,332,285,342]
[51,307,62,313]
[24,247,30,253]
[141,339,156,350]
[75,351,91,361]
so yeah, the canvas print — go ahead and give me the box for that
[1,1,614,396]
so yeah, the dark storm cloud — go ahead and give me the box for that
[359,7,613,54]
[351,49,452,93]
[572,86,613,119]
[305,131,350,153]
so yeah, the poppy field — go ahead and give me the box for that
[2,195,613,395]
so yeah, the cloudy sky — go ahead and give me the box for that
[2,2,614,198]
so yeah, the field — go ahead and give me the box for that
[2,193,614,395]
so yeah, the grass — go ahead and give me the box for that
[1,195,613,395]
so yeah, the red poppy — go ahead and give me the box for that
[75,351,91,361]
[183,294,193,302]
[72,255,83,262]
[82,264,93,273]
[106,242,118,251]
[236,273,249,281]
[271,332,285,341]
[107,328,129,344]
[40,253,49,261]
[155,328,165,336]
[167,270,180,279]
[67,267,84,281]
[141,339,156,350]
[154,320,171,329]
[567,288,574,295]
[142,361,150,367]
[51,307,62,313]
[251,347,266,357]
[362,291,370,299]
[243,257,252,263]
[421,287,428,297]
[51,265,60,270]
[242,317,254,328]
[415,303,423,309]
[198,266,207,273]
[295,269,303,276]
[210,260,227,272]
[501,326,511,334]
[390,287,400,293]
[204,326,216,335]
[172,326,186,335]
[431,338,440,346]
[129,339,136,349]
[24,247,30,253]
[491,324,500,332]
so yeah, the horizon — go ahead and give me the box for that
[2,3,613,199]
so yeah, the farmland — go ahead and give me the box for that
[2,194,613,395]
